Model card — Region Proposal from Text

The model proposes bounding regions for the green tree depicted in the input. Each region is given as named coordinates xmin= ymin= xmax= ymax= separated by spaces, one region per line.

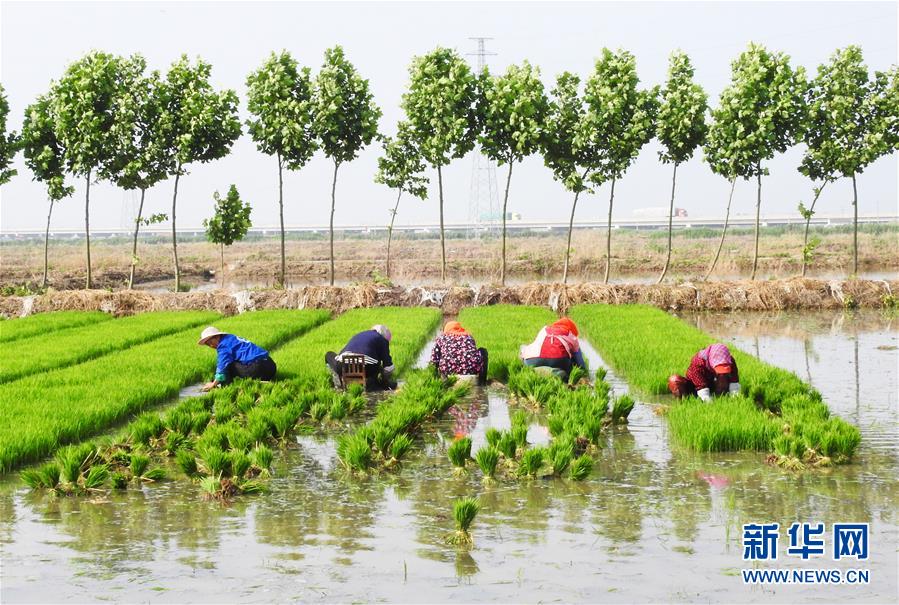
xmin=102 ymin=60 xmax=172 ymax=289
xmin=709 ymin=43 xmax=806 ymax=280
xmin=581 ymin=48 xmax=658 ymax=283
xmin=0 ymin=83 xmax=20 ymax=184
xmin=655 ymin=51 xmax=708 ymax=283
xmin=402 ymin=47 xmax=479 ymax=282
xmin=311 ymin=46 xmax=381 ymax=286
xmin=800 ymin=46 xmax=896 ymax=276
xmin=21 ymin=94 xmax=74 ymax=287
xmin=158 ymin=55 xmax=241 ymax=292
xmin=204 ymin=184 xmax=252 ymax=287
xmin=542 ymin=72 xmax=597 ymax=284
xmin=374 ymin=122 xmax=428 ymax=279
xmin=477 ymin=61 xmax=548 ymax=284
xmin=246 ymin=50 xmax=318 ymax=287
xmin=50 ymin=51 xmax=129 ymax=289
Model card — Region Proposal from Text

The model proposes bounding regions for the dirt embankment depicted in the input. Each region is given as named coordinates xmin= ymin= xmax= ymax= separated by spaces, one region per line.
xmin=1 ymin=278 xmax=894 ymax=318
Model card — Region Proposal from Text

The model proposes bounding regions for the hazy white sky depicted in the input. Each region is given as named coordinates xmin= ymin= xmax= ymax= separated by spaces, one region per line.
xmin=1 ymin=0 xmax=897 ymax=232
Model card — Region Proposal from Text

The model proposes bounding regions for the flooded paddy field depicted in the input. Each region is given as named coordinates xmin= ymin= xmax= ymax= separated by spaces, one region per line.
xmin=1 ymin=310 xmax=896 ymax=603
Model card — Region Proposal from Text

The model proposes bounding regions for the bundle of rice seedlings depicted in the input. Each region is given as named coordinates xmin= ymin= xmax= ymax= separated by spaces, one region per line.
xmin=164 ymin=408 xmax=194 ymax=436
xmin=21 ymin=462 xmax=61 ymax=491
xmin=82 ymin=464 xmax=109 ymax=490
xmin=547 ymin=437 xmax=574 ymax=476
xmin=389 ymin=433 xmax=413 ymax=461
xmin=230 ymin=452 xmax=251 ymax=479
xmin=129 ymin=413 xmax=164 ymax=446
xmin=475 ymin=447 xmax=500 ymax=483
xmin=485 ymin=428 xmax=502 ymax=447
xmin=511 ymin=425 xmax=528 ymax=449
xmin=374 ymin=427 xmax=397 ymax=457
xmin=336 ymin=433 xmax=372 ymax=473
xmin=329 ymin=398 xmax=348 ymax=421
xmin=445 ymin=497 xmax=481 ymax=546
xmin=175 ymin=449 xmax=198 ymax=477
xmin=568 ymin=366 xmax=589 ymax=385
xmin=250 ymin=445 xmax=274 ymax=472
xmin=110 ymin=471 xmax=128 ymax=489
xmin=129 ymin=453 xmax=150 ymax=478
xmin=199 ymin=446 xmax=229 ymax=477
xmin=568 ymin=454 xmax=593 ymax=481
xmin=226 ymin=426 xmax=253 ymax=453
xmin=611 ymin=394 xmax=635 ymax=424
xmin=213 ymin=399 xmax=238 ymax=425
xmin=163 ymin=431 xmax=186 ymax=455
xmin=447 ymin=437 xmax=472 ymax=474
xmin=190 ymin=411 xmax=212 ymax=435
xmin=517 ymin=447 xmax=545 ymax=478
xmin=309 ymin=403 xmax=329 ymax=422
xmin=496 ymin=432 xmax=517 ymax=459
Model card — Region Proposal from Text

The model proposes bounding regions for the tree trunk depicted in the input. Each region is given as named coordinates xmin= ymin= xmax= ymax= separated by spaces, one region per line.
xmin=386 ymin=189 xmax=402 ymax=279
xmin=800 ymin=181 xmax=827 ymax=277
xmin=602 ymin=178 xmax=616 ymax=284
xmin=750 ymin=169 xmax=762 ymax=281
xmin=852 ymin=173 xmax=858 ymax=277
xmin=277 ymin=152 xmax=285 ymax=287
xmin=128 ymin=188 xmax=147 ymax=290
xmin=84 ymin=171 xmax=92 ymax=289
xmin=703 ymin=178 xmax=737 ymax=281
xmin=329 ymin=161 xmax=339 ymax=286
xmin=657 ymin=162 xmax=679 ymax=284
xmin=562 ymin=190 xmax=582 ymax=285
xmin=221 ymin=243 xmax=225 ymax=288
xmin=171 ymin=170 xmax=181 ymax=292
xmin=42 ymin=199 xmax=55 ymax=288
xmin=500 ymin=162 xmax=514 ymax=285
xmin=438 ymin=165 xmax=446 ymax=283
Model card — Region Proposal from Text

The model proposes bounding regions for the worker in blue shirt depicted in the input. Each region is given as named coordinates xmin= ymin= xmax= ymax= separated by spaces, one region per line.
xmin=198 ymin=326 xmax=277 ymax=391
xmin=325 ymin=324 xmax=396 ymax=391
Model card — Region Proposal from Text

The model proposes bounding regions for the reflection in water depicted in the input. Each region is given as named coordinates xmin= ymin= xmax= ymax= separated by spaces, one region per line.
xmin=0 ymin=310 xmax=896 ymax=602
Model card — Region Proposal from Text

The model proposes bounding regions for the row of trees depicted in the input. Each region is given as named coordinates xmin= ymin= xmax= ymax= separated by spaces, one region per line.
xmin=0 ymin=43 xmax=896 ymax=290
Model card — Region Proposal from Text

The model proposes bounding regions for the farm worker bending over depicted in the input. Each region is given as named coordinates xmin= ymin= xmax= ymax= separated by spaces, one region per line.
xmin=668 ymin=343 xmax=741 ymax=401
xmin=198 ymin=326 xmax=277 ymax=391
xmin=429 ymin=321 xmax=489 ymax=385
xmin=325 ymin=324 xmax=397 ymax=391
xmin=519 ymin=317 xmax=586 ymax=381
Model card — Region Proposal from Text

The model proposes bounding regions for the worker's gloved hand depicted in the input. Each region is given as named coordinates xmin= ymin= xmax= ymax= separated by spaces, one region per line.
xmin=728 ymin=382 xmax=741 ymax=396
xmin=697 ymin=387 xmax=712 ymax=402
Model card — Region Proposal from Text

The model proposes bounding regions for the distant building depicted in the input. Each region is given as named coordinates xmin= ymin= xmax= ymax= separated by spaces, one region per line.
xmin=633 ymin=207 xmax=688 ymax=218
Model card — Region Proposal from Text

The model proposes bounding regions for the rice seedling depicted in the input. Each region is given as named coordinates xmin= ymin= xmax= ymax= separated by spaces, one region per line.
xmin=0 ymin=311 xmax=219 ymax=384
xmin=129 ymin=452 xmax=150 ymax=478
xmin=374 ymin=427 xmax=397 ymax=457
xmin=199 ymin=446 xmax=229 ymax=477
xmin=21 ymin=463 xmax=61 ymax=491
xmin=164 ymin=408 xmax=194 ymax=437
xmin=328 ymin=398 xmax=347 ymax=421
xmin=213 ymin=399 xmax=238 ymax=425
xmin=496 ymin=432 xmax=517 ymax=459
xmin=447 ymin=437 xmax=472 ymax=473
xmin=568 ymin=454 xmax=593 ymax=481
xmin=309 ymin=403 xmax=329 ymax=422
xmin=129 ymin=413 xmax=165 ymax=446
xmin=250 ymin=444 xmax=274 ymax=471
xmin=82 ymin=464 xmax=109 ymax=490
xmin=445 ymin=497 xmax=481 ymax=546
xmin=389 ymin=433 xmax=413 ymax=461
xmin=475 ymin=446 xmax=500 ymax=483
xmin=569 ymin=304 xmax=861 ymax=465
xmin=163 ymin=431 xmax=187 ymax=455
xmin=175 ymin=449 xmax=198 ymax=476
xmin=547 ymin=437 xmax=574 ymax=476
xmin=0 ymin=309 xmax=330 ymax=472
xmin=0 ymin=310 xmax=110 ymax=344
xmin=230 ymin=451 xmax=252 ymax=479
xmin=511 ymin=425 xmax=528 ymax=449
xmin=568 ymin=366 xmax=589 ymax=386
xmin=611 ymin=394 xmax=635 ymax=424
xmin=336 ymin=433 xmax=373 ymax=473
xmin=110 ymin=471 xmax=129 ymax=489
xmin=485 ymin=428 xmax=502 ymax=448
xmin=517 ymin=447 xmax=545 ymax=478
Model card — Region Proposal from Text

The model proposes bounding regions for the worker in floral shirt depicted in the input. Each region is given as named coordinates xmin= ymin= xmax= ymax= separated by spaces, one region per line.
xmin=429 ymin=321 xmax=488 ymax=385
xmin=668 ymin=343 xmax=741 ymax=401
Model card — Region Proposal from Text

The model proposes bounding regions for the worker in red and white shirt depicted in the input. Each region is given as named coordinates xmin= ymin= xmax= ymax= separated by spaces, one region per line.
xmin=668 ymin=343 xmax=741 ymax=401
xmin=519 ymin=317 xmax=586 ymax=380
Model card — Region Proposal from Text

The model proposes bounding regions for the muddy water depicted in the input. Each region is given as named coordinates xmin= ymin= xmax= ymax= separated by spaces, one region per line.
xmin=1 ymin=312 xmax=897 ymax=603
